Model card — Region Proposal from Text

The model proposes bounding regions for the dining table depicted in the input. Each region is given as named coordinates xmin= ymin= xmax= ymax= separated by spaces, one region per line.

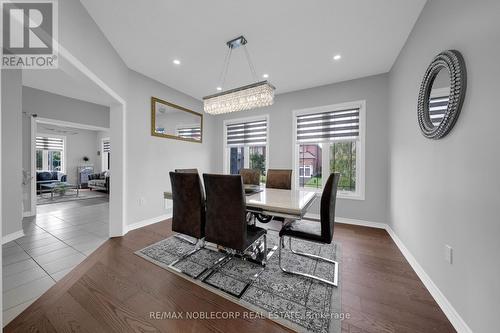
xmin=163 ymin=184 xmax=317 ymax=220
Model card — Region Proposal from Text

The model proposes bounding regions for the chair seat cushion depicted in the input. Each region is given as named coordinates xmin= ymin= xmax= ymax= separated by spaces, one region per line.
xmin=279 ymin=219 xmax=326 ymax=243
xmin=245 ymin=225 xmax=266 ymax=248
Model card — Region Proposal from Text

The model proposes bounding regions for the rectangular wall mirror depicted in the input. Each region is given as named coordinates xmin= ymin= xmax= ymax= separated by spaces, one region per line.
xmin=151 ymin=97 xmax=203 ymax=143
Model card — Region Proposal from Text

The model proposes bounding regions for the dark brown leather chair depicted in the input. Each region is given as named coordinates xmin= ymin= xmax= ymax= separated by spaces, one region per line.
xmin=169 ymin=171 xmax=205 ymax=245
xmin=175 ymin=168 xmax=199 ymax=173
xmin=266 ymin=169 xmax=292 ymax=189
xmin=256 ymin=169 xmax=293 ymax=223
xmin=239 ymin=168 xmax=260 ymax=185
xmin=278 ymin=172 xmax=340 ymax=287
xmin=202 ymin=174 xmax=267 ymax=263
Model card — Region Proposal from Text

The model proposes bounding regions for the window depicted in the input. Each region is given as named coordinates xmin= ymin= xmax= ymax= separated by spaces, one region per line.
xmin=224 ymin=116 xmax=269 ymax=183
xmin=102 ymin=138 xmax=110 ymax=171
xmin=299 ymin=165 xmax=313 ymax=178
xmin=176 ymin=125 xmax=201 ymax=140
xmin=429 ymin=88 xmax=449 ymax=126
xmin=294 ymin=101 xmax=365 ymax=199
xmin=36 ymin=136 xmax=65 ymax=172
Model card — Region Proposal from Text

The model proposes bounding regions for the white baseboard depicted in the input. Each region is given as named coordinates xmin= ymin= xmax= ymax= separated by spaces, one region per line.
xmin=335 ymin=216 xmax=387 ymax=229
xmin=2 ymin=230 xmax=25 ymax=244
xmin=385 ymin=225 xmax=473 ymax=333
xmin=126 ymin=212 xmax=172 ymax=233
xmin=22 ymin=211 xmax=35 ymax=218
xmin=334 ymin=217 xmax=472 ymax=333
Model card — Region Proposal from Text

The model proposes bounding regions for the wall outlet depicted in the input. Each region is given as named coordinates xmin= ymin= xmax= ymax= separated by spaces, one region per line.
xmin=139 ymin=197 xmax=146 ymax=206
xmin=444 ymin=244 xmax=453 ymax=264
xmin=164 ymin=199 xmax=173 ymax=210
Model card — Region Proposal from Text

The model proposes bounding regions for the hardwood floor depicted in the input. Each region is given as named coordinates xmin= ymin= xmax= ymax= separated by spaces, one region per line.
xmin=4 ymin=220 xmax=455 ymax=333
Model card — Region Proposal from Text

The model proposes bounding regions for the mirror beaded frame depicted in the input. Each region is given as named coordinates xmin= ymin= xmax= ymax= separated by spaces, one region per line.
xmin=417 ymin=50 xmax=467 ymax=139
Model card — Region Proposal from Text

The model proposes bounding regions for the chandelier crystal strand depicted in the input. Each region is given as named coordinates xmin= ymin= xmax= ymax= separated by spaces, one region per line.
xmin=203 ymin=35 xmax=275 ymax=114
xmin=204 ymin=81 xmax=275 ymax=115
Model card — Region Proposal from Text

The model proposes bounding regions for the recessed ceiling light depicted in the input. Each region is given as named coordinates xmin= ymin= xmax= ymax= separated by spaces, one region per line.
xmin=262 ymin=73 xmax=269 ymax=79
xmin=173 ymin=59 xmax=181 ymax=65
xmin=333 ymin=54 xmax=342 ymax=61
xmin=216 ymin=87 xmax=222 ymax=91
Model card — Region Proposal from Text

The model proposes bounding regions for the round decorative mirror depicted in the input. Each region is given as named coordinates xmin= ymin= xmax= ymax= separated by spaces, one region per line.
xmin=417 ymin=50 xmax=466 ymax=139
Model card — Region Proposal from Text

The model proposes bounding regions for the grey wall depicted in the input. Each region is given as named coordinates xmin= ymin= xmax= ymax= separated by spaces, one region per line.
xmin=214 ymin=74 xmax=389 ymax=223
xmin=21 ymin=87 xmax=110 ymax=214
xmin=388 ymin=1 xmax=500 ymax=332
xmin=23 ymin=87 xmax=110 ymax=128
xmin=125 ymin=70 xmax=216 ymax=224
xmin=37 ymin=126 xmax=102 ymax=185
xmin=2 ymin=70 xmax=23 ymax=237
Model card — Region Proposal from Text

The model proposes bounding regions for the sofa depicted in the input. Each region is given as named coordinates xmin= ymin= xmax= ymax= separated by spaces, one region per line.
xmin=88 ymin=171 xmax=110 ymax=193
xmin=37 ymin=171 xmax=67 ymax=193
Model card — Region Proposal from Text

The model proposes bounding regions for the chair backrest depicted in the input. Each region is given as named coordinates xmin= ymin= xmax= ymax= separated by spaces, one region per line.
xmin=320 ymin=173 xmax=340 ymax=244
xmin=239 ymin=168 xmax=260 ymax=185
xmin=266 ymin=169 xmax=292 ymax=189
xmin=203 ymin=174 xmax=247 ymax=250
xmin=169 ymin=172 xmax=205 ymax=239
xmin=175 ymin=168 xmax=199 ymax=174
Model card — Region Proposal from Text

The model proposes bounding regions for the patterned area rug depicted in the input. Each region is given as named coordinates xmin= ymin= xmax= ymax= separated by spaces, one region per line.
xmin=135 ymin=230 xmax=341 ymax=333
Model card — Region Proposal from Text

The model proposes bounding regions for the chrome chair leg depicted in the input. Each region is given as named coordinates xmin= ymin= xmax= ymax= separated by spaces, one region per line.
xmin=262 ymin=234 xmax=268 ymax=266
xmin=169 ymin=237 xmax=205 ymax=268
xmin=279 ymin=236 xmax=338 ymax=287
xmin=174 ymin=233 xmax=197 ymax=245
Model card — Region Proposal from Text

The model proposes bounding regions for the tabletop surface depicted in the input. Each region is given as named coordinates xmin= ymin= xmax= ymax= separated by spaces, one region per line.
xmin=39 ymin=182 xmax=76 ymax=188
xmin=245 ymin=187 xmax=317 ymax=216
xmin=164 ymin=186 xmax=317 ymax=217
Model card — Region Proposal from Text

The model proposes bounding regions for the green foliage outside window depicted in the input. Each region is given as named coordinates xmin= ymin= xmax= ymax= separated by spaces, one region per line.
xmin=249 ymin=146 xmax=266 ymax=182
xmin=330 ymin=141 xmax=356 ymax=192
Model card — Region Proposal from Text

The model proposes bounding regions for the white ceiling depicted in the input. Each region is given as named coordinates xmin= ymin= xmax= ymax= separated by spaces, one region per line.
xmin=22 ymin=56 xmax=117 ymax=106
xmin=81 ymin=0 xmax=426 ymax=100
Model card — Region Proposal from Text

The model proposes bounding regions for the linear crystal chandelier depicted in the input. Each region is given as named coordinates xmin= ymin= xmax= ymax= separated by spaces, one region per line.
xmin=203 ymin=36 xmax=275 ymax=115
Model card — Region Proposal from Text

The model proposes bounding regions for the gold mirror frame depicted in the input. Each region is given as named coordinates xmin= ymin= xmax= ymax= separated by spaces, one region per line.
xmin=151 ymin=96 xmax=203 ymax=143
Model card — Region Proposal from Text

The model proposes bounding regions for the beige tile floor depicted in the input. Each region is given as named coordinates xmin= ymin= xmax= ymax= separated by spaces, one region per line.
xmin=2 ymin=198 xmax=109 ymax=326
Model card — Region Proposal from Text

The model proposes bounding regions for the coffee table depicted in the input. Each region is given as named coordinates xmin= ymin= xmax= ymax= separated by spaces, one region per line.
xmin=40 ymin=182 xmax=79 ymax=200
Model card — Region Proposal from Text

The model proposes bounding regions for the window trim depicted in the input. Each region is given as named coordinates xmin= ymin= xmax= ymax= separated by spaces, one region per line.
xmin=36 ymin=133 xmax=66 ymax=174
xmin=298 ymin=165 xmax=313 ymax=178
xmin=292 ymin=101 xmax=366 ymax=200
xmin=223 ymin=114 xmax=270 ymax=176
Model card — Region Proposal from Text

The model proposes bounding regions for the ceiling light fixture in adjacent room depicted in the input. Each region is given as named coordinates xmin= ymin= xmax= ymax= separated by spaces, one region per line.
xmin=333 ymin=54 xmax=342 ymax=61
xmin=173 ymin=59 xmax=181 ymax=65
xmin=203 ymin=36 xmax=275 ymax=115
xmin=262 ymin=73 xmax=269 ymax=78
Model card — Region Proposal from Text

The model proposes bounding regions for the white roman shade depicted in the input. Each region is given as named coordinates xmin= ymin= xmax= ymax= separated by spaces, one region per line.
xmin=36 ymin=136 xmax=63 ymax=151
xmin=296 ymin=108 xmax=360 ymax=143
xmin=429 ymin=95 xmax=449 ymax=126
xmin=177 ymin=126 xmax=201 ymax=140
xmin=103 ymin=139 xmax=111 ymax=153
xmin=226 ymin=119 xmax=267 ymax=146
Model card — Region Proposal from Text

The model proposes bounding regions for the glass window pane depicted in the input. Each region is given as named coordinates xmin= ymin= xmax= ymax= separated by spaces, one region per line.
xmin=229 ymin=147 xmax=245 ymax=175
xmin=298 ymin=144 xmax=322 ymax=189
xmin=48 ymin=150 xmax=61 ymax=171
xmin=249 ymin=146 xmax=266 ymax=183
xmin=330 ymin=141 xmax=356 ymax=192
